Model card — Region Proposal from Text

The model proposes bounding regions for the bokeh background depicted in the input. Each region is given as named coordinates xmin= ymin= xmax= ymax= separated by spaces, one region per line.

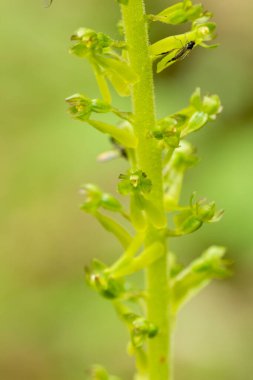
xmin=1 ymin=0 xmax=253 ymax=379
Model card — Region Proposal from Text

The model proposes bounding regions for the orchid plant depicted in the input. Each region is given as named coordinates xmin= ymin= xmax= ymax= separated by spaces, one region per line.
xmin=51 ymin=0 xmax=231 ymax=379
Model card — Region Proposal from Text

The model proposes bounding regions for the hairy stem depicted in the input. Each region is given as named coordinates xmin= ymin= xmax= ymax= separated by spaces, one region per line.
xmin=121 ymin=1 xmax=171 ymax=379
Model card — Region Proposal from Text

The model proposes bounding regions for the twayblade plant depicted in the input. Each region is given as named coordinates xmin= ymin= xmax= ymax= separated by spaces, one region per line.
xmin=55 ymin=0 xmax=231 ymax=379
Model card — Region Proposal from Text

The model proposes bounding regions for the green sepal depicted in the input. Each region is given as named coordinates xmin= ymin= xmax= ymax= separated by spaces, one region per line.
xmin=66 ymin=94 xmax=112 ymax=121
xmin=190 ymin=87 xmax=222 ymax=118
xmin=202 ymin=95 xmax=222 ymax=117
xmin=166 ymin=195 xmax=224 ymax=237
xmin=169 ymin=210 xmax=203 ymax=236
xmin=193 ymin=16 xmax=217 ymax=41
xmin=90 ymin=365 xmax=121 ymax=380
xmin=118 ymin=170 xmax=167 ymax=229
xmin=118 ymin=170 xmax=152 ymax=195
xmin=70 ymin=28 xmax=112 ymax=55
xmin=101 ymin=193 xmax=123 ymax=212
xmin=70 ymin=28 xmax=138 ymax=97
xmin=185 ymin=111 xmax=208 ymax=134
xmin=191 ymin=195 xmax=224 ymax=223
xmin=87 ymin=120 xmax=137 ymax=148
xmin=171 ymin=246 xmax=231 ymax=314
xmin=123 ymin=313 xmax=158 ymax=349
xmin=180 ymin=88 xmax=222 ymax=136
xmin=110 ymin=242 xmax=164 ymax=278
xmin=80 ymin=184 xmax=102 ymax=213
xmin=166 ymin=214 xmax=202 ymax=237
xmin=80 ymin=183 xmax=123 ymax=213
xmin=66 ymin=93 xmax=133 ymax=125
xmin=159 ymin=88 xmax=222 ymax=140
xmin=152 ymin=117 xmax=180 ymax=149
xmin=131 ymin=192 xmax=166 ymax=230
xmin=85 ymin=259 xmax=125 ymax=299
xmin=149 ymin=1 xmax=204 ymax=25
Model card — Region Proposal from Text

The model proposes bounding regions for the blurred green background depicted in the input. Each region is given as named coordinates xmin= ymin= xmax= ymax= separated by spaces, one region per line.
xmin=1 ymin=0 xmax=253 ymax=379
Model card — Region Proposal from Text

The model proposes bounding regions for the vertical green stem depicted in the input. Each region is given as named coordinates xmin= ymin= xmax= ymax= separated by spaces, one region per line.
xmin=121 ymin=1 xmax=170 ymax=379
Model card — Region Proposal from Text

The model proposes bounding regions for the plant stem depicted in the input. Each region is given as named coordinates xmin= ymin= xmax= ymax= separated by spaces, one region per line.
xmin=121 ymin=1 xmax=170 ymax=379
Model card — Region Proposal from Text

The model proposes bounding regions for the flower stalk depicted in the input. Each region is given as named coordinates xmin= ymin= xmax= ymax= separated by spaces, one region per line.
xmin=121 ymin=1 xmax=170 ymax=378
